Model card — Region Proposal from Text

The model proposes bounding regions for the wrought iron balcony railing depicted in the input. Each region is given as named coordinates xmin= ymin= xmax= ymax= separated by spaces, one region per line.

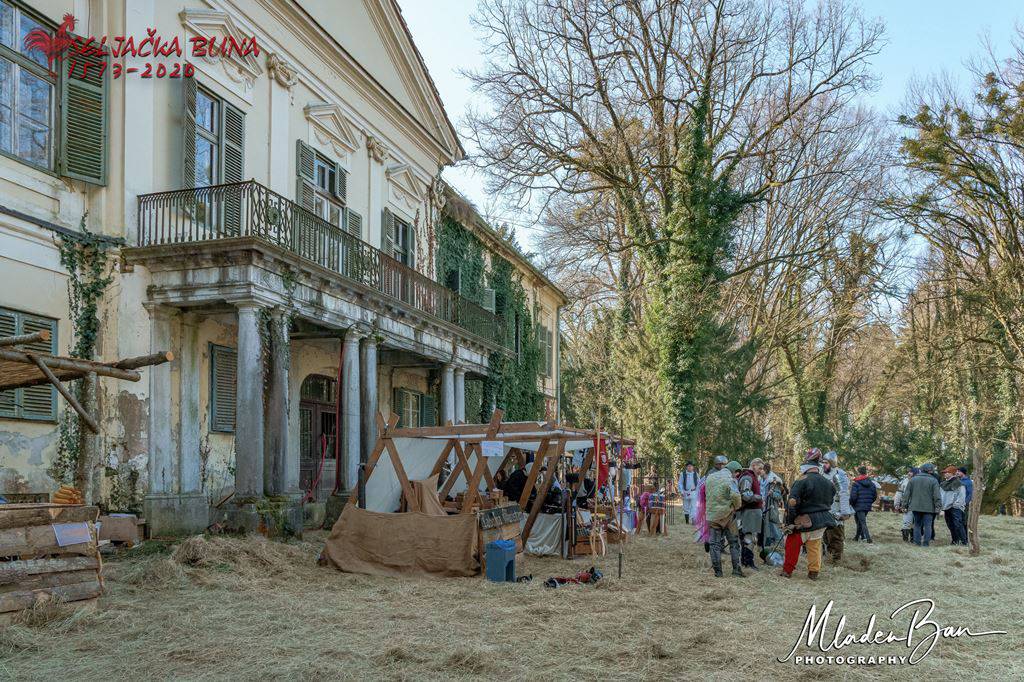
xmin=137 ymin=180 xmax=506 ymax=348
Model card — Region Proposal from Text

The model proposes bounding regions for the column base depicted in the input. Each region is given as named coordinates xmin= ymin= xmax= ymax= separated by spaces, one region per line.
xmin=144 ymin=493 xmax=210 ymax=538
xmin=215 ymin=497 xmax=304 ymax=538
xmin=323 ymin=491 xmax=354 ymax=529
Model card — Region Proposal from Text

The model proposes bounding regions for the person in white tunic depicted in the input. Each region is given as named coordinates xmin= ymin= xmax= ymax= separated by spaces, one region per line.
xmin=677 ymin=461 xmax=701 ymax=524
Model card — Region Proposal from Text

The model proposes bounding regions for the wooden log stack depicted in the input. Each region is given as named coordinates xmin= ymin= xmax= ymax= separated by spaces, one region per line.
xmin=0 ymin=503 xmax=102 ymax=615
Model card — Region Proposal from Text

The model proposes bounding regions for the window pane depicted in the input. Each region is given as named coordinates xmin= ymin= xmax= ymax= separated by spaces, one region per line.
xmin=19 ymin=13 xmax=49 ymax=67
xmin=195 ymin=135 xmax=216 ymax=186
xmin=0 ymin=2 xmax=13 ymax=49
xmin=196 ymin=90 xmax=216 ymax=133
xmin=329 ymin=203 xmax=341 ymax=227
xmin=17 ymin=69 xmax=49 ymax=165
xmin=0 ymin=58 xmax=11 ymax=154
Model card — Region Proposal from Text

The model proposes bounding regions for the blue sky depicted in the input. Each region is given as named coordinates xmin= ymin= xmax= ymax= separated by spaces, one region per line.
xmin=401 ymin=0 xmax=1024 ymax=244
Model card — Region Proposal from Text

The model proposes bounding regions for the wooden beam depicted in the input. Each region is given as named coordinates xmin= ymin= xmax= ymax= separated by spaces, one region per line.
xmin=0 ymin=330 xmax=50 ymax=347
xmin=28 ymin=354 xmax=99 ymax=434
xmin=460 ymin=450 xmax=488 ymax=514
xmin=0 ymin=349 xmax=141 ymax=382
xmin=439 ymin=439 xmax=472 ymax=500
xmin=518 ymin=438 xmax=549 ymax=509
xmin=111 ymin=350 xmax=174 ymax=370
xmin=428 ymin=440 xmax=455 ymax=478
xmin=385 ymin=438 xmax=416 ymax=512
xmin=521 ymin=439 xmax=565 ymax=543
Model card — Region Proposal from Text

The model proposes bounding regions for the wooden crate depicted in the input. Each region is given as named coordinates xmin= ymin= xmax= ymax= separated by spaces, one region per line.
xmin=0 ymin=503 xmax=103 ymax=615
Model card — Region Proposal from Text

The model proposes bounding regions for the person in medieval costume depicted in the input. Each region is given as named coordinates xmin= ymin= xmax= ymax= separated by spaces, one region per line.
xmin=820 ymin=449 xmax=852 ymax=564
xmin=759 ymin=463 xmax=785 ymax=562
xmin=734 ymin=458 xmax=765 ymax=570
xmin=894 ymin=466 xmax=917 ymax=542
xmin=779 ymin=458 xmax=837 ymax=580
xmin=703 ymin=456 xmax=744 ymax=577
xmin=677 ymin=461 xmax=700 ymax=524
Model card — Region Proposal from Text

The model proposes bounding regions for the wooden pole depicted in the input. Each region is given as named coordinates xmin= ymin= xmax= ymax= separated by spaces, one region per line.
xmin=110 ymin=350 xmax=174 ymax=370
xmin=0 ymin=330 xmax=50 ymax=347
xmin=0 ymin=349 xmax=141 ymax=383
xmin=27 ymin=354 xmax=99 ymax=433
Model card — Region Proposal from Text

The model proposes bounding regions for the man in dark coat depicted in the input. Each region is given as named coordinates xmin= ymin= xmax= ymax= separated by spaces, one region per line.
xmin=849 ymin=466 xmax=878 ymax=543
xmin=780 ymin=460 xmax=837 ymax=580
xmin=905 ymin=462 xmax=942 ymax=546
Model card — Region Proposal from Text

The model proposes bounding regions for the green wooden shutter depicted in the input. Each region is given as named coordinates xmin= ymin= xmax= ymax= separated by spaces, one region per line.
xmin=210 ymin=344 xmax=237 ymax=432
xmin=20 ymin=316 xmax=57 ymax=420
xmin=344 ymin=208 xmax=362 ymax=238
xmin=59 ymin=37 xmax=108 ymax=185
xmin=0 ymin=310 xmax=17 ymax=418
xmin=222 ymin=103 xmax=245 ymax=234
xmin=335 ymin=162 xmax=347 ymax=204
xmin=392 ymin=387 xmax=406 ymax=427
xmin=420 ymin=393 xmax=437 ymax=427
xmin=182 ymin=77 xmax=197 ymax=188
xmin=296 ymin=140 xmax=317 ymax=208
xmin=381 ymin=208 xmax=395 ymax=256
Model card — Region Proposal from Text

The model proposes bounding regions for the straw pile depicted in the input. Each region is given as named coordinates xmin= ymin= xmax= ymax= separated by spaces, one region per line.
xmin=1 ymin=509 xmax=1021 ymax=680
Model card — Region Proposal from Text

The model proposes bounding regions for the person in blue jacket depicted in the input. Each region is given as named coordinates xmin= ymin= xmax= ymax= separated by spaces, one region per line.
xmin=958 ymin=466 xmax=973 ymax=539
xmin=849 ymin=466 xmax=878 ymax=543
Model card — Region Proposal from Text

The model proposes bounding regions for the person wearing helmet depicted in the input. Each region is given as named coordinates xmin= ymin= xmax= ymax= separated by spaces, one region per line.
xmin=820 ymin=449 xmax=852 ymax=563
xmin=735 ymin=458 xmax=765 ymax=570
xmin=704 ymin=457 xmax=744 ymax=577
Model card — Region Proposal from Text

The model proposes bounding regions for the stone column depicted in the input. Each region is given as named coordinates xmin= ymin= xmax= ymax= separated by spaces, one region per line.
xmin=178 ymin=313 xmax=201 ymax=494
xmin=342 ymin=327 xmax=364 ymax=491
xmin=234 ymin=301 xmax=265 ymax=500
xmin=441 ymin=364 xmax=455 ymax=425
xmin=146 ymin=304 xmax=176 ymax=495
xmin=454 ymin=367 xmax=466 ymax=424
xmin=360 ymin=335 xmax=379 ymax=461
xmin=264 ymin=309 xmax=293 ymax=496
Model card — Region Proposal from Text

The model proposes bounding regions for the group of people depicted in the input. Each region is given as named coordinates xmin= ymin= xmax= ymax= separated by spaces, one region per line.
xmin=683 ymin=448 xmax=973 ymax=580
xmin=894 ymin=463 xmax=972 ymax=547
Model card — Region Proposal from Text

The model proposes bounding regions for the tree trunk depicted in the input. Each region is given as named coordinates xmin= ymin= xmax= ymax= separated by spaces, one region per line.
xmin=980 ymin=448 xmax=1024 ymax=514
xmin=969 ymin=446 xmax=984 ymax=556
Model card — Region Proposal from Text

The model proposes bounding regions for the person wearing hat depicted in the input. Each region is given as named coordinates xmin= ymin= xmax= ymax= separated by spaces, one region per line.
xmin=780 ymin=458 xmax=837 ymax=579
xmin=704 ymin=456 xmax=744 ymax=577
xmin=820 ymin=450 xmax=852 ymax=563
xmin=735 ymin=458 xmax=765 ymax=570
xmin=904 ymin=462 xmax=943 ymax=546
xmin=677 ymin=461 xmax=700 ymax=524
xmin=940 ymin=466 xmax=968 ymax=545
xmin=850 ymin=466 xmax=878 ymax=542
xmin=894 ymin=467 xmax=918 ymax=542
xmin=958 ymin=466 xmax=973 ymax=536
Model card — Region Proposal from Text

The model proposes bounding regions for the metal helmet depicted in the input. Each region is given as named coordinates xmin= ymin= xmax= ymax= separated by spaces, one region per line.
xmin=713 ymin=455 xmax=728 ymax=468
xmin=823 ymin=450 xmax=838 ymax=463
xmin=805 ymin=447 xmax=822 ymax=462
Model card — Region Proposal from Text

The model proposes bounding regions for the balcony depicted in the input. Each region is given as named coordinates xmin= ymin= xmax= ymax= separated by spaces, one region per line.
xmin=136 ymin=181 xmax=506 ymax=348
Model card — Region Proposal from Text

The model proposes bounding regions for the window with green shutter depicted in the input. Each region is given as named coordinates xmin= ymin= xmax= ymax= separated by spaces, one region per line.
xmin=0 ymin=307 xmax=57 ymax=422
xmin=185 ymin=83 xmax=244 ymax=191
xmin=393 ymin=387 xmax=433 ymax=428
xmin=209 ymin=344 xmax=237 ymax=433
xmin=58 ymin=31 xmax=108 ymax=185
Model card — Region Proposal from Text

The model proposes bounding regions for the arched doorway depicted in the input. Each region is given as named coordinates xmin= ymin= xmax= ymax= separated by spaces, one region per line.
xmin=299 ymin=374 xmax=337 ymax=502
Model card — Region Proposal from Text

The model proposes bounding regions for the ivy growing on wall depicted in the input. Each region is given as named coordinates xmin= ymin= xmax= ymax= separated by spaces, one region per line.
xmin=48 ymin=217 xmax=114 ymax=487
xmin=436 ymin=214 xmax=544 ymax=422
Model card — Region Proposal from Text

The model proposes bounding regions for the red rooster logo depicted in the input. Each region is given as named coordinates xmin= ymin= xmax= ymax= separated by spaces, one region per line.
xmin=23 ymin=13 xmax=77 ymax=76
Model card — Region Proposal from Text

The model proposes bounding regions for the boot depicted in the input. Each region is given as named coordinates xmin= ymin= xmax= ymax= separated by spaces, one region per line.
xmin=777 ymin=569 xmax=792 ymax=578
xmin=713 ymin=565 xmax=724 ymax=578
xmin=901 ymin=529 xmax=910 ymax=543
xmin=808 ymin=571 xmax=819 ymax=580
xmin=732 ymin=567 xmax=746 ymax=578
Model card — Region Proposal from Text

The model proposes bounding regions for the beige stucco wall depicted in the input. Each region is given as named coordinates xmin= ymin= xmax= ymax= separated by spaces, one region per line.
xmin=0 ymin=0 xmax=467 ymax=499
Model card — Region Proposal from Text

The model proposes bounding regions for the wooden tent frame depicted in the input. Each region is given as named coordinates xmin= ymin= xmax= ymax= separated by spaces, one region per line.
xmin=0 ymin=330 xmax=171 ymax=433
xmin=349 ymin=409 xmax=632 ymax=546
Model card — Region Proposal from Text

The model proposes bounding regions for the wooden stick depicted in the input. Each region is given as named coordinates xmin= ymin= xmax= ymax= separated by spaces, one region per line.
xmin=460 ymin=452 xmax=487 ymax=515
xmin=0 ymin=349 xmax=140 ymax=382
xmin=110 ymin=350 xmax=174 ymax=370
xmin=0 ymin=330 xmax=50 ymax=347
xmin=385 ymin=438 xmax=416 ymax=512
xmin=518 ymin=438 xmax=549 ymax=509
xmin=27 ymin=354 xmax=99 ymax=433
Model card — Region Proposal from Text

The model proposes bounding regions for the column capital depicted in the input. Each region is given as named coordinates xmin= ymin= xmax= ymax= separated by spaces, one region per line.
xmin=233 ymin=299 xmax=263 ymax=313
xmin=345 ymin=326 xmax=368 ymax=343
xmin=143 ymin=301 xmax=175 ymax=319
xmin=453 ymin=367 xmax=467 ymax=377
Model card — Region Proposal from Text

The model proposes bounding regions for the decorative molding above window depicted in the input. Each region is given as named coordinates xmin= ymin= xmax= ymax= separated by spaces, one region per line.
xmin=366 ymin=135 xmax=391 ymax=164
xmin=179 ymin=9 xmax=263 ymax=95
xmin=266 ymin=53 xmax=298 ymax=90
xmin=387 ymin=163 xmax=425 ymax=211
xmin=305 ymin=103 xmax=361 ymax=160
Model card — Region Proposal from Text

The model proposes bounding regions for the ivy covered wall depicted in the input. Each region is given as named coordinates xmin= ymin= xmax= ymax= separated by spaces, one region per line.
xmin=436 ymin=215 xmax=544 ymax=422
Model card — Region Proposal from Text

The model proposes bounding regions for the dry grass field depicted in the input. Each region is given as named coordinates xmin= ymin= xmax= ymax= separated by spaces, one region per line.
xmin=2 ymin=508 xmax=1022 ymax=681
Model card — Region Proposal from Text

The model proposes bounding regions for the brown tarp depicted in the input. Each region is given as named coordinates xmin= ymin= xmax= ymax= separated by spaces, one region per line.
xmin=322 ymin=504 xmax=479 ymax=578
xmin=408 ymin=475 xmax=447 ymax=516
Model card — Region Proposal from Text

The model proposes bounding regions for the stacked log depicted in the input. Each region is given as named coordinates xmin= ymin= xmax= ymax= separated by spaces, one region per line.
xmin=0 ymin=503 xmax=102 ymax=614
